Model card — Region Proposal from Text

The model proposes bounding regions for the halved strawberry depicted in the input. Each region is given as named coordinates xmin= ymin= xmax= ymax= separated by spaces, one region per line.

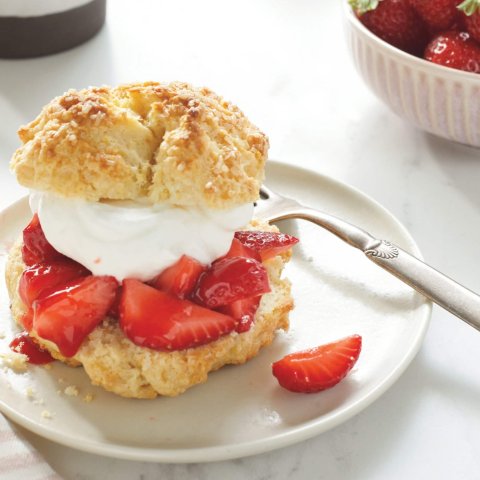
xmin=272 ymin=335 xmax=362 ymax=393
xmin=193 ymin=256 xmax=270 ymax=309
xmin=219 ymin=296 xmax=262 ymax=333
xmin=22 ymin=214 xmax=65 ymax=266
xmin=33 ymin=275 xmax=118 ymax=357
xmin=119 ymin=279 xmax=237 ymax=351
xmin=151 ymin=255 xmax=206 ymax=298
xmin=19 ymin=260 xmax=90 ymax=307
xmin=234 ymin=231 xmax=299 ymax=261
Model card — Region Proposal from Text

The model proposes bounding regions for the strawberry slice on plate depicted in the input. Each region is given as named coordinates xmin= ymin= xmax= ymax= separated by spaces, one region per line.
xmin=22 ymin=214 xmax=65 ymax=266
xmin=19 ymin=260 xmax=90 ymax=307
xmin=234 ymin=231 xmax=299 ymax=261
xmin=193 ymin=256 xmax=270 ymax=309
xmin=120 ymin=279 xmax=237 ymax=351
xmin=33 ymin=275 xmax=118 ymax=357
xmin=151 ymin=255 xmax=206 ymax=298
xmin=272 ymin=335 xmax=362 ymax=393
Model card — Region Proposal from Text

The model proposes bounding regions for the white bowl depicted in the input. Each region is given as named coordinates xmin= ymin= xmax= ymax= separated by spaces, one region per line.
xmin=343 ymin=1 xmax=480 ymax=148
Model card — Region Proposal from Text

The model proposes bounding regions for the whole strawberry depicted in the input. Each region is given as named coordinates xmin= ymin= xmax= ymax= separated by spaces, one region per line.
xmin=424 ymin=31 xmax=480 ymax=73
xmin=458 ymin=0 xmax=480 ymax=43
xmin=410 ymin=0 xmax=462 ymax=33
xmin=350 ymin=0 xmax=429 ymax=56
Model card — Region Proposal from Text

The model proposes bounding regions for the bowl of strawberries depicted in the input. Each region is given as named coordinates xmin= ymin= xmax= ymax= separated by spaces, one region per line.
xmin=344 ymin=0 xmax=480 ymax=148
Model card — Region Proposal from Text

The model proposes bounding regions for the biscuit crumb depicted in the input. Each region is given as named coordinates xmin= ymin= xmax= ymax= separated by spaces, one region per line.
xmin=64 ymin=385 xmax=79 ymax=397
xmin=26 ymin=387 xmax=36 ymax=399
xmin=0 ymin=331 xmax=5 ymax=339
xmin=43 ymin=364 xmax=52 ymax=370
xmin=0 ymin=351 xmax=28 ymax=372
xmin=83 ymin=393 xmax=94 ymax=403
xmin=41 ymin=410 xmax=54 ymax=419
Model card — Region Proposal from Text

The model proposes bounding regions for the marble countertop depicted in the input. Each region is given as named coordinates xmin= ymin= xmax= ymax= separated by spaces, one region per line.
xmin=1 ymin=0 xmax=480 ymax=478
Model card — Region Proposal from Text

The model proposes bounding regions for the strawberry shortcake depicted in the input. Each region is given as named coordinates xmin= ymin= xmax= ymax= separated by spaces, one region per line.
xmin=5 ymin=81 xmax=297 ymax=398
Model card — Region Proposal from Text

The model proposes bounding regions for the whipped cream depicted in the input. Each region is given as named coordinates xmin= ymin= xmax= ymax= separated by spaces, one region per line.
xmin=30 ymin=192 xmax=253 ymax=282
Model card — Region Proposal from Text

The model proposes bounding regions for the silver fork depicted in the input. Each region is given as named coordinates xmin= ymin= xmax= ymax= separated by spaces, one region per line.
xmin=256 ymin=185 xmax=480 ymax=332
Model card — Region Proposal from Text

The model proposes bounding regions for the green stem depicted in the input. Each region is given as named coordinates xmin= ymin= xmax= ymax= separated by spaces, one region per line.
xmin=458 ymin=0 xmax=480 ymax=16
xmin=348 ymin=0 xmax=380 ymax=15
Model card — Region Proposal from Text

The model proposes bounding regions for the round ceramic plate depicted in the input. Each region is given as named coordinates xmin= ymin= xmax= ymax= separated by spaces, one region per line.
xmin=0 ymin=162 xmax=431 ymax=463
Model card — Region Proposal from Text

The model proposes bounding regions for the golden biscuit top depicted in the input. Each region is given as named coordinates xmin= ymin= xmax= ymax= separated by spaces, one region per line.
xmin=10 ymin=81 xmax=269 ymax=209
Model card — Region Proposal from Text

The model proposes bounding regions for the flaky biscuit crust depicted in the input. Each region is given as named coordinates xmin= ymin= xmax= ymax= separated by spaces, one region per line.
xmin=5 ymin=221 xmax=294 ymax=398
xmin=10 ymin=82 xmax=268 ymax=209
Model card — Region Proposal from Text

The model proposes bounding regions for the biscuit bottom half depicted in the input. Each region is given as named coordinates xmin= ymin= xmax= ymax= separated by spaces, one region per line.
xmin=5 ymin=222 xmax=294 ymax=398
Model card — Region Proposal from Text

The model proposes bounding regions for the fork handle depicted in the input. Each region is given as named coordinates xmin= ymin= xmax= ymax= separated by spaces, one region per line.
xmin=365 ymin=242 xmax=480 ymax=331
xmin=289 ymin=207 xmax=480 ymax=331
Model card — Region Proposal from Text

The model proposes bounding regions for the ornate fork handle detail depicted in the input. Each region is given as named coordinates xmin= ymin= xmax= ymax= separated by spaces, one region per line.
xmin=365 ymin=241 xmax=399 ymax=259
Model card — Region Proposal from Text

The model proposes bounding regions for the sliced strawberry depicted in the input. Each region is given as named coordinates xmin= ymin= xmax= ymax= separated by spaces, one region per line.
xmin=20 ymin=308 xmax=34 ymax=332
xmin=22 ymin=214 xmax=65 ymax=266
xmin=107 ymin=285 xmax=122 ymax=319
xmin=21 ymin=245 xmax=39 ymax=267
xmin=9 ymin=332 xmax=54 ymax=365
xmin=33 ymin=275 xmax=118 ymax=357
xmin=224 ymin=238 xmax=261 ymax=261
xmin=119 ymin=279 xmax=237 ymax=351
xmin=272 ymin=335 xmax=362 ymax=393
xmin=234 ymin=231 xmax=299 ymax=261
xmin=219 ymin=296 xmax=261 ymax=333
xmin=19 ymin=260 xmax=90 ymax=307
xmin=193 ymin=256 xmax=270 ymax=309
xmin=151 ymin=255 xmax=206 ymax=298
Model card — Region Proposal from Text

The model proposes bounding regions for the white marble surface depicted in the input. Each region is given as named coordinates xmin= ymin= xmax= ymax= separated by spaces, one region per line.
xmin=1 ymin=0 xmax=480 ymax=478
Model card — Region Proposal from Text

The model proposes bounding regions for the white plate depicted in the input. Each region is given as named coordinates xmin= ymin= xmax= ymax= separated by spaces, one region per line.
xmin=0 ymin=162 xmax=431 ymax=463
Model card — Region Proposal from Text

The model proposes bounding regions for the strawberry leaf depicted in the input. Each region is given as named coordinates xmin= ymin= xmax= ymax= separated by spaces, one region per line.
xmin=349 ymin=0 xmax=380 ymax=15
xmin=458 ymin=0 xmax=480 ymax=16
